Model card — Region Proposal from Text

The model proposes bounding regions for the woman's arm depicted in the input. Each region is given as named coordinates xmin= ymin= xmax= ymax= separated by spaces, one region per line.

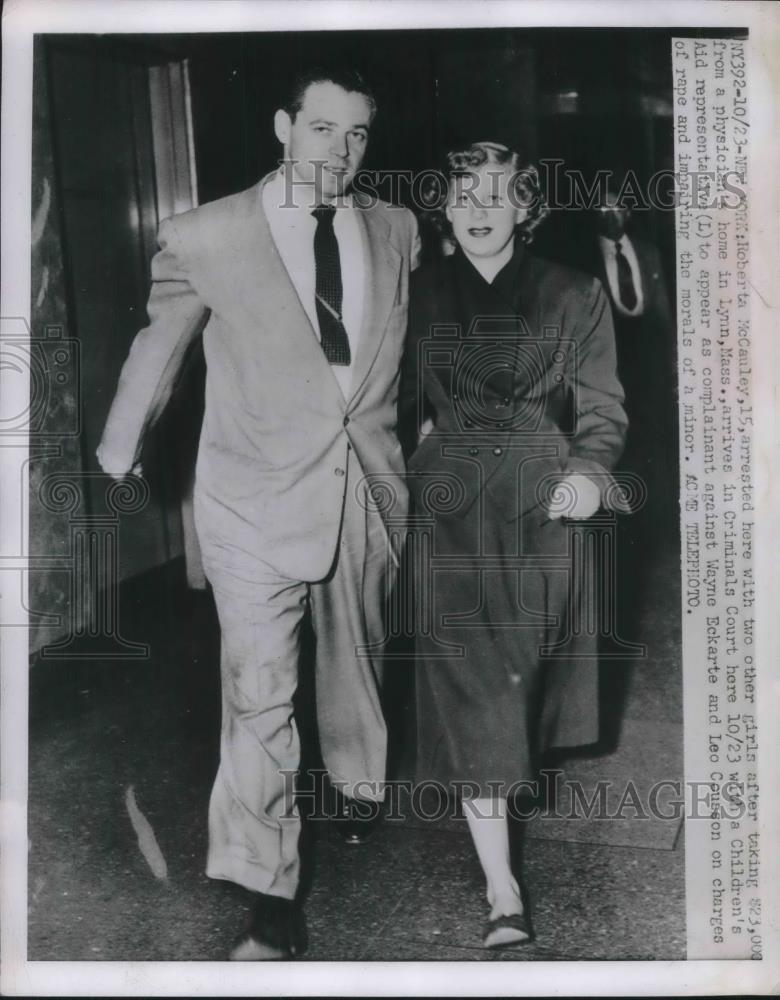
xmin=567 ymin=277 xmax=628 ymax=469
xmin=558 ymin=277 xmax=632 ymax=514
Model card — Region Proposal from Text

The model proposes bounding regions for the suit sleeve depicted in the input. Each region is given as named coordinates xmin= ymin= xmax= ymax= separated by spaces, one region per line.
xmin=97 ymin=217 xmax=209 ymax=475
xmin=409 ymin=211 xmax=422 ymax=273
xmin=563 ymin=277 xmax=631 ymax=511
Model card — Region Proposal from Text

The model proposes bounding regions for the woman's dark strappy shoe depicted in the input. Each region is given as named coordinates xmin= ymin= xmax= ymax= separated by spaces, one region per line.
xmin=483 ymin=910 xmax=534 ymax=949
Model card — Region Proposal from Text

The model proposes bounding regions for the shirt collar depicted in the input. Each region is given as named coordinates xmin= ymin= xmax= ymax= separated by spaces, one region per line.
xmin=453 ymin=239 xmax=526 ymax=290
xmin=599 ymin=233 xmax=630 ymax=253
xmin=267 ymin=166 xmax=354 ymax=217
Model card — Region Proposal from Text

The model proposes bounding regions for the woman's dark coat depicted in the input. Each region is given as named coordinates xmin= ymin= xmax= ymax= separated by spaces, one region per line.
xmin=400 ymin=246 xmax=629 ymax=796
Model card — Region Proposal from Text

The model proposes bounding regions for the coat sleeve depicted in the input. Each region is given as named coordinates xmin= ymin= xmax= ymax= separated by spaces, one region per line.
xmin=96 ymin=217 xmax=209 ymax=476
xmin=562 ymin=277 xmax=632 ymax=511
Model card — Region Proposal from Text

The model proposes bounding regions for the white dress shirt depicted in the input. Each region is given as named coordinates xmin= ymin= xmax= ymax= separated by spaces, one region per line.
xmin=263 ymin=169 xmax=365 ymax=399
xmin=598 ymin=234 xmax=645 ymax=319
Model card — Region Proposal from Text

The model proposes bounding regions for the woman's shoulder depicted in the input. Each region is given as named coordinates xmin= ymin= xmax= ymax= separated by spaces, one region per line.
xmin=410 ymin=254 xmax=459 ymax=321
xmin=524 ymin=250 xmax=599 ymax=294
xmin=411 ymin=248 xmax=603 ymax=306
xmin=412 ymin=251 xmax=456 ymax=288
xmin=522 ymin=251 xmax=607 ymax=315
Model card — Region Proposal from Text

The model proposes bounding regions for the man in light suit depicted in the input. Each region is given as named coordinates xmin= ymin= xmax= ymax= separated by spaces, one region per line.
xmin=98 ymin=67 xmax=419 ymax=959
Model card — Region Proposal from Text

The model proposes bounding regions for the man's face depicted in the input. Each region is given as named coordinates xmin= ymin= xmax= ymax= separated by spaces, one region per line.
xmin=274 ymin=81 xmax=372 ymax=202
xmin=446 ymin=165 xmax=528 ymax=259
xmin=595 ymin=193 xmax=630 ymax=240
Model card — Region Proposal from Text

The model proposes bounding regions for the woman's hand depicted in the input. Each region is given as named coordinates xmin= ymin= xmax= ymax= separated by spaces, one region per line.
xmin=547 ymin=473 xmax=601 ymax=520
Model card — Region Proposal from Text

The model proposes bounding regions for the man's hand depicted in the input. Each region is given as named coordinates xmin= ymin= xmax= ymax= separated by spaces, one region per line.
xmin=547 ymin=473 xmax=601 ymax=520
xmin=96 ymin=445 xmax=142 ymax=481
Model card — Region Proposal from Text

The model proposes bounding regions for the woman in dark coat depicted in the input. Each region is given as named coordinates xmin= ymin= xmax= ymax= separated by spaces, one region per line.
xmin=401 ymin=141 xmax=629 ymax=948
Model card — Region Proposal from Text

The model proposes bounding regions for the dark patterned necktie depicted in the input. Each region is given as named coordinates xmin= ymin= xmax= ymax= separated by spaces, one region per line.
xmin=614 ymin=239 xmax=638 ymax=311
xmin=312 ymin=205 xmax=351 ymax=365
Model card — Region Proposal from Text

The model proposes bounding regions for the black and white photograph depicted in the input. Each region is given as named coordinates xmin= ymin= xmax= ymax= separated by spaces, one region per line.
xmin=1 ymin=1 xmax=778 ymax=994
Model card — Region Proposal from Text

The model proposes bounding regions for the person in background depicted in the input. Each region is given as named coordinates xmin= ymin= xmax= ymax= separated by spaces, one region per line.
xmin=588 ymin=186 xmax=675 ymax=504
xmin=401 ymin=140 xmax=629 ymax=949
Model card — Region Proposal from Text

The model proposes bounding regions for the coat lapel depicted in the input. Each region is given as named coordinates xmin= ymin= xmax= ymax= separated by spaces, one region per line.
xmin=347 ymin=205 xmax=401 ymax=406
xmin=633 ymin=236 xmax=651 ymax=302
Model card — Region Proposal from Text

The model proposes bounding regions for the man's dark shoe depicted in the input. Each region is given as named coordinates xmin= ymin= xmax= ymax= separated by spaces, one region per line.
xmin=229 ymin=891 xmax=308 ymax=961
xmin=331 ymin=788 xmax=382 ymax=845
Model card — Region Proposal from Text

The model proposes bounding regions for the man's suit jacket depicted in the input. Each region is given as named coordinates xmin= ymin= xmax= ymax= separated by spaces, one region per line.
xmin=99 ymin=172 xmax=419 ymax=581
xmin=581 ymin=231 xmax=677 ymax=473
xmin=589 ymin=232 xmax=673 ymax=342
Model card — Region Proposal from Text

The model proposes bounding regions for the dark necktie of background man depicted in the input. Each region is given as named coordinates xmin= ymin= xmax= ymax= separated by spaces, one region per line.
xmin=614 ymin=238 xmax=638 ymax=311
xmin=312 ymin=205 xmax=351 ymax=365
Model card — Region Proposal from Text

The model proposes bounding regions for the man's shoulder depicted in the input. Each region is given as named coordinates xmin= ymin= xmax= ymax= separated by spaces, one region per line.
xmin=627 ymin=230 xmax=662 ymax=269
xmin=355 ymin=196 xmax=416 ymax=234
xmin=164 ymin=182 xmax=264 ymax=244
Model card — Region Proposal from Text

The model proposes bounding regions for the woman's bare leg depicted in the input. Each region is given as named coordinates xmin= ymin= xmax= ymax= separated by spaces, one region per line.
xmin=462 ymin=797 xmax=523 ymax=918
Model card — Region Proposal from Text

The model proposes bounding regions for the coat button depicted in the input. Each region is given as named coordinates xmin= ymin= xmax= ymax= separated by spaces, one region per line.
xmin=468 ymin=447 xmax=479 ymax=456
xmin=493 ymin=446 xmax=503 ymax=456
xmin=343 ymin=416 xmax=350 ymax=427
xmin=335 ymin=467 xmax=345 ymax=477
xmin=502 ymin=397 xmax=511 ymax=406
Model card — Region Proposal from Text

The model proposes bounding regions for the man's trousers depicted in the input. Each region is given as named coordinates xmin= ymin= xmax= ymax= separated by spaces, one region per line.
xmin=195 ymin=450 xmax=393 ymax=899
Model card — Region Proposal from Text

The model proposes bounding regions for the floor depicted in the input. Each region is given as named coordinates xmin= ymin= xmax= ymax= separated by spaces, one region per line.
xmin=27 ymin=507 xmax=685 ymax=962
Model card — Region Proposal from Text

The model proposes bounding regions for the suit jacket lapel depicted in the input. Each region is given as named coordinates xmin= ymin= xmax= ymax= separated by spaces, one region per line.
xmin=632 ymin=236 xmax=651 ymax=301
xmin=347 ymin=205 xmax=401 ymax=406
xmin=593 ymin=237 xmax=612 ymax=303
xmin=222 ymin=177 xmax=400 ymax=409
xmin=227 ymin=176 xmax=347 ymax=407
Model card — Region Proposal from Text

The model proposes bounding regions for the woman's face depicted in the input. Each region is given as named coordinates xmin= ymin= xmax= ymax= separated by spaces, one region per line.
xmin=446 ymin=164 xmax=528 ymax=259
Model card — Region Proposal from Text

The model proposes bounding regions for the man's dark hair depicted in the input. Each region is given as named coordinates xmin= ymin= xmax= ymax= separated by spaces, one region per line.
xmin=282 ymin=66 xmax=377 ymax=122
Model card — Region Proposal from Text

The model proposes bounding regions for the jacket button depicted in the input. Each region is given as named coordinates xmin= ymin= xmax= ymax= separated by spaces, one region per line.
xmin=343 ymin=416 xmax=350 ymax=426
xmin=502 ymin=397 xmax=511 ymax=406
xmin=335 ymin=467 xmax=345 ymax=477
xmin=493 ymin=446 xmax=503 ymax=456
xmin=468 ymin=447 xmax=479 ymax=456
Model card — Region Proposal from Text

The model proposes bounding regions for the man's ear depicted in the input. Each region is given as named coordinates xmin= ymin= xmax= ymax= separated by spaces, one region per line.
xmin=445 ymin=203 xmax=453 ymax=224
xmin=274 ymin=109 xmax=292 ymax=145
